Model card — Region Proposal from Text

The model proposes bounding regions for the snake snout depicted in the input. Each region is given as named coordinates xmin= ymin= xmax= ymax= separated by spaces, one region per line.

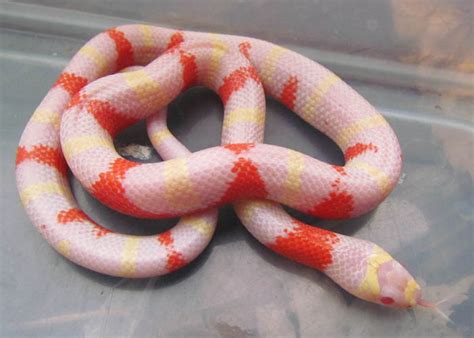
xmin=377 ymin=260 xmax=421 ymax=308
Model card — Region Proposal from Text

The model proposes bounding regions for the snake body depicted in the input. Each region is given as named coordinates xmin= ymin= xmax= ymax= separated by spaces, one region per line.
xmin=16 ymin=25 xmax=423 ymax=308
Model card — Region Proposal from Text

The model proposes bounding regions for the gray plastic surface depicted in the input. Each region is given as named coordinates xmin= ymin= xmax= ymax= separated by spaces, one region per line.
xmin=1 ymin=1 xmax=473 ymax=337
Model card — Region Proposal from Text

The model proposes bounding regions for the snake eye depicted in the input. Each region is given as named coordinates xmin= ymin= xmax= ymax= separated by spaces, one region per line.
xmin=380 ymin=296 xmax=395 ymax=305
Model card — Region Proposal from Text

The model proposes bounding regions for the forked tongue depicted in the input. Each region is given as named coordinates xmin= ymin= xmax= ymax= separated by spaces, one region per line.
xmin=417 ymin=298 xmax=453 ymax=324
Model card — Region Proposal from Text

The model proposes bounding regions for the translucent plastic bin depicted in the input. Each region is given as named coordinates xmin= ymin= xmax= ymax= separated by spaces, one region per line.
xmin=1 ymin=1 xmax=472 ymax=337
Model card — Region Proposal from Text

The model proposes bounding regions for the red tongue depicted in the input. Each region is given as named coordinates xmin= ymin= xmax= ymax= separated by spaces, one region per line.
xmin=417 ymin=299 xmax=453 ymax=323
xmin=417 ymin=298 xmax=436 ymax=308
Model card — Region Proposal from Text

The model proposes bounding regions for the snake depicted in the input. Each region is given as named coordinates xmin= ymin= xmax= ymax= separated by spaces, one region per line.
xmin=16 ymin=24 xmax=429 ymax=309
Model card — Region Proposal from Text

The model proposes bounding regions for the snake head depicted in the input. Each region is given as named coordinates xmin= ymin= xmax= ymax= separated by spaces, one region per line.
xmin=376 ymin=259 xmax=421 ymax=308
xmin=354 ymin=246 xmax=421 ymax=308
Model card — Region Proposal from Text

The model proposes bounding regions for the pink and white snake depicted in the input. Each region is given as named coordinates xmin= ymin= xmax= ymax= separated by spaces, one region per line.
xmin=16 ymin=24 xmax=430 ymax=309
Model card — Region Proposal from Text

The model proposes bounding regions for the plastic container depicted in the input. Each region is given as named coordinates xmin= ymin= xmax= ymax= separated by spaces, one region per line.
xmin=1 ymin=1 xmax=472 ymax=337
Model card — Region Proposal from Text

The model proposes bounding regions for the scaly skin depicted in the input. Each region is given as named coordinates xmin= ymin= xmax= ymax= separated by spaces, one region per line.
xmin=16 ymin=25 xmax=422 ymax=308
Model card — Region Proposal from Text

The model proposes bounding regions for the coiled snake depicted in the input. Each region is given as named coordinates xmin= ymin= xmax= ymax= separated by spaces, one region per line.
xmin=16 ymin=25 xmax=429 ymax=308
